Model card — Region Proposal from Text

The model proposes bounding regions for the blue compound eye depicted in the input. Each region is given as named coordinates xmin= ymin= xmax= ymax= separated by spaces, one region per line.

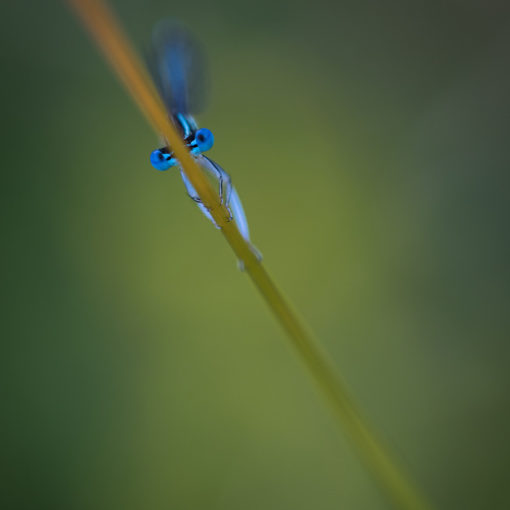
xmin=195 ymin=128 xmax=214 ymax=152
xmin=150 ymin=149 xmax=173 ymax=171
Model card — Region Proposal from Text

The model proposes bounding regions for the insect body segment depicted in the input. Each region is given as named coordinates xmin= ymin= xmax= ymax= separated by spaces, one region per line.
xmin=150 ymin=112 xmax=214 ymax=171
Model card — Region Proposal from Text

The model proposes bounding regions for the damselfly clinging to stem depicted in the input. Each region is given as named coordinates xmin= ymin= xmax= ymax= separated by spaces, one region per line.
xmin=147 ymin=21 xmax=260 ymax=267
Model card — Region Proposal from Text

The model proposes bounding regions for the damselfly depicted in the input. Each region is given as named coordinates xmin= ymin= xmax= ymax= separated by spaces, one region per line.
xmin=147 ymin=21 xmax=260 ymax=266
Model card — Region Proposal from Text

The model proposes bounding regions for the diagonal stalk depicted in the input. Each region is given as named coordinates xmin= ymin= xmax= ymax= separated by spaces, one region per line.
xmin=67 ymin=1 xmax=433 ymax=509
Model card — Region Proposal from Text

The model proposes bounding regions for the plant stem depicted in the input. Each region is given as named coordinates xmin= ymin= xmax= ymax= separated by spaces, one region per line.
xmin=67 ymin=1 xmax=434 ymax=509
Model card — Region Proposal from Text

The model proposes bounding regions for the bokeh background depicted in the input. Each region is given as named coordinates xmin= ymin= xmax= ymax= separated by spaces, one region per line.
xmin=2 ymin=1 xmax=510 ymax=508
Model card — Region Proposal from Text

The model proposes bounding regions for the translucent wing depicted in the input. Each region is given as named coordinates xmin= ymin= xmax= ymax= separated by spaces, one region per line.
xmin=179 ymin=155 xmax=262 ymax=267
xmin=228 ymin=187 xmax=250 ymax=242
xmin=148 ymin=20 xmax=209 ymax=116
xmin=179 ymin=156 xmax=250 ymax=242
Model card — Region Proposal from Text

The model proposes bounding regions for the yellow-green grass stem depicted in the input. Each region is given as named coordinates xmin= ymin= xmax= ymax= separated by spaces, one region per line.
xmin=67 ymin=1 xmax=433 ymax=509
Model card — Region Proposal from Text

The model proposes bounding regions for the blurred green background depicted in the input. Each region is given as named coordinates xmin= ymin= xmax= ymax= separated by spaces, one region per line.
xmin=2 ymin=1 xmax=510 ymax=508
